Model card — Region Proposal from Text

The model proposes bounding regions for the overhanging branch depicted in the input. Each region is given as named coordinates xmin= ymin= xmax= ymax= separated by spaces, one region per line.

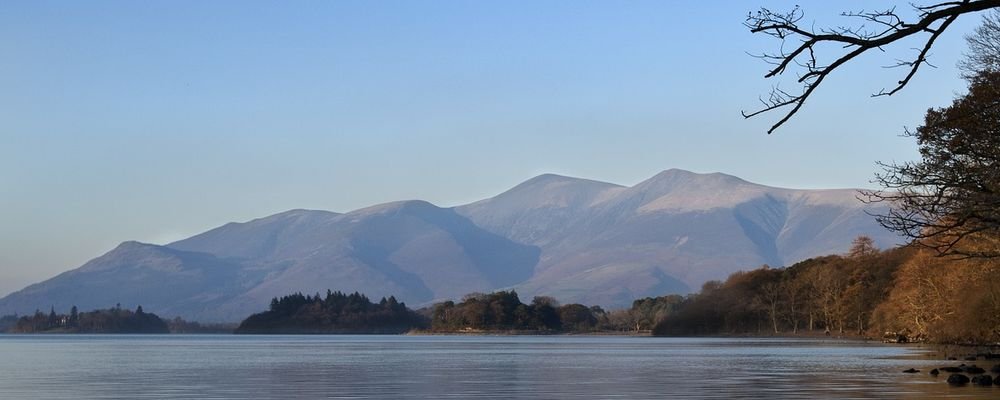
xmin=744 ymin=1 xmax=1000 ymax=134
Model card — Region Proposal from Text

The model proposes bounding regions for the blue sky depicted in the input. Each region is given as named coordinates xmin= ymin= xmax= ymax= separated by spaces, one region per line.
xmin=0 ymin=1 xmax=985 ymax=296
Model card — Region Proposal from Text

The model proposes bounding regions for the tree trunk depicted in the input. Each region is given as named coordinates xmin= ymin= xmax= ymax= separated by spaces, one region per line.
xmin=771 ymin=305 xmax=779 ymax=333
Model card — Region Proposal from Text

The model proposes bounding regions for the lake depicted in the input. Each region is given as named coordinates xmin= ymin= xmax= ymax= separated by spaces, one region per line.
xmin=0 ymin=335 xmax=995 ymax=399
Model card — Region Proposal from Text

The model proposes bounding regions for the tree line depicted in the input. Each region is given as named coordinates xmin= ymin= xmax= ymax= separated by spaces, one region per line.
xmin=650 ymin=236 xmax=1000 ymax=344
xmin=427 ymin=290 xmax=690 ymax=334
xmin=9 ymin=236 xmax=996 ymax=342
xmin=428 ymin=291 xmax=594 ymax=333
xmin=231 ymin=288 xmax=689 ymax=335
xmin=7 ymin=304 xmax=169 ymax=333
xmin=0 ymin=289 xmax=754 ymax=336
xmin=235 ymin=290 xmax=428 ymax=334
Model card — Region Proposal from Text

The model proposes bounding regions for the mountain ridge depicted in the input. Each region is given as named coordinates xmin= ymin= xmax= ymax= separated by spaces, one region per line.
xmin=0 ymin=169 xmax=900 ymax=321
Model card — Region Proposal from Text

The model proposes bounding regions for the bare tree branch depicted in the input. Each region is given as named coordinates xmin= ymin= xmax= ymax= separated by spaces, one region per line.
xmin=744 ymin=1 xmax=1000 ymax=134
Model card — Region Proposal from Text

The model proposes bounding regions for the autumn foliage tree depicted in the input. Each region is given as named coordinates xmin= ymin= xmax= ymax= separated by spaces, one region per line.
xmin=653 ymin=238 xmax=908 ymax=338
xmin=871 ymin=251 xmax=1000 ymax=343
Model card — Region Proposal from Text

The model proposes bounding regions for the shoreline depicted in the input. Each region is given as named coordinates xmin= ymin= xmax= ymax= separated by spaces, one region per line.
xmin=405 ymin=329 xmax=651 ymax=336
xmin=2 ymin=328 xmax=997 ymax=351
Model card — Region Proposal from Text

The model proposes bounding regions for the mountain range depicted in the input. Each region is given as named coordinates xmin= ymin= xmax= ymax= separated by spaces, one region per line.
xmin=0 ymin=169 xmax=899 ymax=321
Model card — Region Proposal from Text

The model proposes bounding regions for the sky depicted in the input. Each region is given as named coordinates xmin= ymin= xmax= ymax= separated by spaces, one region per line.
xmin=0 ymin=1 xmax=986 ymax=297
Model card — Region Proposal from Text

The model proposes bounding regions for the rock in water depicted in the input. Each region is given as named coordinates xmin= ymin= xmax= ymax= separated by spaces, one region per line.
xmin=971 ymin=375 xmax=993 ymax=386
xmin=947 ymin=374 xmax=970 ymax=385
xmin=964 ymin=365 xmax=985 ymax=374
xmin=929 ymin=368 xmax=939 ymax=376
xmin=902 ymin=368 xmax=919 ymax=373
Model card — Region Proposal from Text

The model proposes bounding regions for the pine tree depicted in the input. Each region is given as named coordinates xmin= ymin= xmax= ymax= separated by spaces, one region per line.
xmin=69 ymin=306 xmax=79 ymax=328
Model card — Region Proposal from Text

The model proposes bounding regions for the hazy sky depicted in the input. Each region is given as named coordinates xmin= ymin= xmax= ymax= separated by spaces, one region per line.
xmin=0 ymin=1 xmax=985 ymax=297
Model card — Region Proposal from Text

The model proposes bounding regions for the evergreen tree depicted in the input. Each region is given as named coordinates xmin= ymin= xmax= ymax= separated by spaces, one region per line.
xmin=48 ymin=306 xmax=58 ymax=329
xmin=69 ymin=306 xmax=79 ymax=327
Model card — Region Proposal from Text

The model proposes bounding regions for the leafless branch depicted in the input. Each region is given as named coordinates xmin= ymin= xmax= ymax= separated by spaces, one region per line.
xmin=744 ymin=0 xmax=1000 ymax=134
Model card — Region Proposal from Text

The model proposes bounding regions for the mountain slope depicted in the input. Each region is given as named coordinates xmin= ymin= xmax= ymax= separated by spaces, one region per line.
xmin=168 ymin=209 xmax=342 ymax=260
xmin=0 ymin=202 xmax=540 ymax=321
xmin=0 ymin=169 xmax=899 ymax=320
xmin=456 ymin=169 xmax=898 ymax=304
xmin=213 ymin=200 xmax=540 ymax=318
xmin=0 ymin=242 xmax=255 ymax=320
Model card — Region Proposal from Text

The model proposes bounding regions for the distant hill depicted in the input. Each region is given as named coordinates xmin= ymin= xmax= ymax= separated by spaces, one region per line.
xmin=0 ymin=241 xmax=252 ymax=321
xmin=0 ymin=169 xmax=899 ymax=321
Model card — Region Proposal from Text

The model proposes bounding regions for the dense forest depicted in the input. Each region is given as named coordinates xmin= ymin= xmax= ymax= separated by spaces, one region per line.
xmin=235 ymin=291 xmax=428 ymax=334
xmin=428 ymin=291 xmax=596 ymax=333
xmin=2 ymin=309 xmax=233 ymax=334
xmin=232 ymin=287 xmax=694 ymax=335
xmin=650 ymin=236 xmax=1000 ymax=344
xmin=426 ymin=290 xmax=687 ymax=333
xmin=7 ymin=305 xmax=169 ymax=333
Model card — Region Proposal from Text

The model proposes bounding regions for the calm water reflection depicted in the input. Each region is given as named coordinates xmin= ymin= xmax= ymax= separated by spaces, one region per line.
xmin=0 ymin=335 xmax=996 ymax=399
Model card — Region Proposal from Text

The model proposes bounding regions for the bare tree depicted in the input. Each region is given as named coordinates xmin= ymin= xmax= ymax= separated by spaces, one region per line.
xmin=781 ymin=276 xmax=804 ymax=333
xmin=744 ymin=1 xmax=1000 ymax=134
xmin=755 ymin=281 xmax=783 ymax=334
xmin=960 ymin=9 xmax=1000 ymax=75
xmin=848 ymin=235 xmax=879 ymax=259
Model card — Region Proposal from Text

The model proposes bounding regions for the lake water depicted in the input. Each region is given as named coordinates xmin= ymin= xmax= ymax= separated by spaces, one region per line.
xmin=0 ymin=335 xmax=996 ymax=399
